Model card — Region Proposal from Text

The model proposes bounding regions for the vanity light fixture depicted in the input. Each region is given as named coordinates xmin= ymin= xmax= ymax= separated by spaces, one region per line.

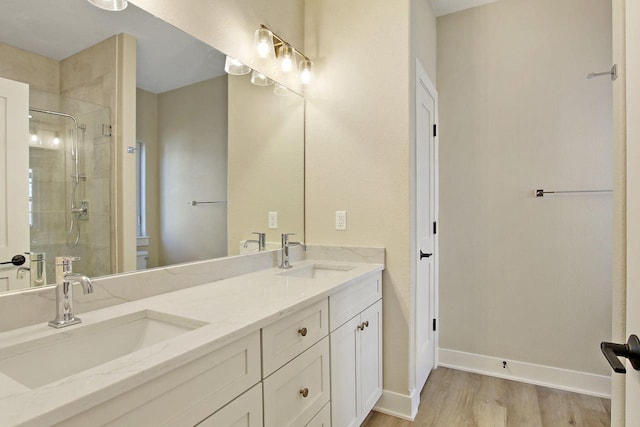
xmin=277 ymin=45 xmax=297 ymax=74
xmin=224 ymin=56 xmax=251 ymax=75
xmin=251 ymin=70 xmax=274 ymax=86
xmin=254 ymin=27 xmax=276 ymax=60
xmin=86 ymin=0 xmax=128 ymax=11
xmin=254 ymin=24 xmax=315 ymax=85
xmin=299 ymin=59 xmax=314 ymax=85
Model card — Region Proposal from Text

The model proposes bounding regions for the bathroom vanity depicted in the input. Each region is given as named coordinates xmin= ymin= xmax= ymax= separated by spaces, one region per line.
xmin=0 ymin=258 xmax=383 ymax=426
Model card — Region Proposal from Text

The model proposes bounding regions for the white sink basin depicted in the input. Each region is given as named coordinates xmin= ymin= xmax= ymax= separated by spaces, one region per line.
xmin=279 ymin=263 xmax=356 ymax=279
xmin=0 ymin=310 xmax=206 ymax=389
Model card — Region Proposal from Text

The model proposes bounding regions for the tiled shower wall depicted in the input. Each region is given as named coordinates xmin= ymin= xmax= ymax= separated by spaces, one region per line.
xmin=29 ymin=89 xmax=111 ymax=283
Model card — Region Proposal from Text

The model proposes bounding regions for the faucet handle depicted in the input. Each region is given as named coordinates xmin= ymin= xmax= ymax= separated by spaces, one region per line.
xmin=56 ymin=256 xmax=80 ymax=265
xmin=281 ymin=233 xmax=295 ymax=244
xmin=252 ymin=232 xmax=266 ymax=236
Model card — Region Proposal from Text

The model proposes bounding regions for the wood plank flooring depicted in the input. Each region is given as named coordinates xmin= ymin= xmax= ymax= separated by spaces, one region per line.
xmin=362 ymin=368 xmax=611 ymax=427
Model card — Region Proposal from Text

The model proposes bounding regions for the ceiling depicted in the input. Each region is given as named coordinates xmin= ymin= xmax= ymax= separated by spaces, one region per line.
xmin=430 ymin=0 xmax=500 ymax=17
xmin=0 ymin=0 xmax=226 ymax=94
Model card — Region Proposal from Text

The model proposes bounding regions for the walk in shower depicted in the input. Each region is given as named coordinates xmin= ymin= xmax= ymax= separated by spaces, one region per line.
xmin=28 ymin=89 xmax=111 ymax=282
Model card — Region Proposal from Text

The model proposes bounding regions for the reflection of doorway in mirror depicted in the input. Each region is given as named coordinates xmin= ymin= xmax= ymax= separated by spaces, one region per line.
xmin=0 ymin=77 xmax=29 ymax=292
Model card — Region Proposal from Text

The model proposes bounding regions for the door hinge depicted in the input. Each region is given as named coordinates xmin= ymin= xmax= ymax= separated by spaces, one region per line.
xmin=433 ymin=221 xmax=437 ymax=235
xmin=433 ymin=319 xmax=437 ymax=331
xmin=433 ymin=124 xmax=437 ymax=137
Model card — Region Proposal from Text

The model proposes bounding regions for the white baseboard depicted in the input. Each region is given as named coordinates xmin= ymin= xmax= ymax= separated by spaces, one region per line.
xmin=438 ymin=348 xmax=611 ymax=398
xmin=373 ymin=388 xmax=420 ymax=421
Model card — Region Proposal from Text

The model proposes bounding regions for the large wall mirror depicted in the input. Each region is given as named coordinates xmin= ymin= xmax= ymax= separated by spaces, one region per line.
xmin=0 ymin=0 xmax=304 ymax=292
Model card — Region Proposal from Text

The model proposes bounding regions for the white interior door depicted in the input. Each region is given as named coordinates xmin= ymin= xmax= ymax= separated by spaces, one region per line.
xmin=626 ymin=0 xmax=640 ymax=423
xmin=0 ymin=77 xmax=29 ymax=291
xmin=415 ymin=61 xmax=438 ymax=392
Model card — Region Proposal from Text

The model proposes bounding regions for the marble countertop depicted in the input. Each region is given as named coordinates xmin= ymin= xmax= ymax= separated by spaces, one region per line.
xmin=0 ymin=259 xmax=383 ymax=426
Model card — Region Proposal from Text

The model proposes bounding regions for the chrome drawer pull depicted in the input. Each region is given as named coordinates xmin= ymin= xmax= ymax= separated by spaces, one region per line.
xmin=298 ymin=327 xmax=308 ymax=337
xmin=300 ymin=387 xmax=309 ymax=398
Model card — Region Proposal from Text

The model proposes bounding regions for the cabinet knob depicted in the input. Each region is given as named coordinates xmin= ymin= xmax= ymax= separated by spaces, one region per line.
xmin=298 ymin=327 xmax=308 ymax=337
xmin=364 ymin=321 xmax=369 ymax=328
xmin=358 ymin=323 xmax=365 ymax=331
xmin=300 ymin=387 xmax=309 ymax=398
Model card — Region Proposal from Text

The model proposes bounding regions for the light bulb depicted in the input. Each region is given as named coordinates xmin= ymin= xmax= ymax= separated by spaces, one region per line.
xmin=254 ymin=28 xmax=275 ymax=60
xmin=282 ymin=56 xmax=293 ymax=72
xmin=299 ymin=59 xmax=314 ymax=85
xmin=52 ymin=137 xmax=61 ymax=146
xmin=30 ymin=133 xmax=38 ymax=143
xmin=278 ymin=45 xmax=296 ymax=74
xmin=258 ymin=41 xmax=270 ymax=58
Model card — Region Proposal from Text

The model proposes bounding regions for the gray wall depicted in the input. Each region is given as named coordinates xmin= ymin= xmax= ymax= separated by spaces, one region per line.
xmin=437 ymin=0 xmax=613 ymax=375
xmin=157 ymin=76 xmax=228 ymax=265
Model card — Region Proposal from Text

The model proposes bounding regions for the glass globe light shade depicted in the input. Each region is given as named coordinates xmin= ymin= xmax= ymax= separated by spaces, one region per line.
xmin=277 ymin=45 xmax=297 ymax=74
xmin=86 ymin=0 xmax=128 ymax=11
xmin=253 ymin=28 xmax=275 ymax=60
xmin=299 ymin=59 xmax=315 ymax=85
xmin=251 ymin=70 xmax=274 ymax=87
xmin=224 ymin=56 xmax=251 ymax=75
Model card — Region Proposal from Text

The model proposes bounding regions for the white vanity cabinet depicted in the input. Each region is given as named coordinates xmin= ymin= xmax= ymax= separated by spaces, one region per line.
xmin=306 ymin=402 xmax=331 ymax=426
xmin=196 ymin=383 xmax=263 ymax=427
xmin=330 ymin=273 xmax=383 ymax=427
xmin=263 ymin=337 xmax=331 ymax=427
xmin=57 ymin=331 xmax=262 ymax=427
xmin=262 ymin=299 xmax=329 ymax=377
xmin=262 ymin=299 xmax=331 ymax=427
xmin=12 ymin=265 xmax=385 ymax=427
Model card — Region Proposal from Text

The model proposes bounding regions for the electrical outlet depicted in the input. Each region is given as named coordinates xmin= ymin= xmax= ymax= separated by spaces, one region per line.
xmin=268 ymin=211 xmax=278 ymax=229
xmin=336 ymin=211 xmax=347 ymax=231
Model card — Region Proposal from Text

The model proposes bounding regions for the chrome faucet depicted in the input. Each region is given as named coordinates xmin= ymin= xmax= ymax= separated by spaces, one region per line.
xmin=279 ymin=233 xmax=306 ymax=269
xmin=244 ymin=232 xmax=266 ymax=251
xmin=48 ymin=256 xmax=94 ymax=328
xmin=16 ymin=253 xmax=47 ymax=287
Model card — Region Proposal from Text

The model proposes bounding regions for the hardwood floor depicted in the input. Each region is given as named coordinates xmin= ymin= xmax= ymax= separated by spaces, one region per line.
xmin=362 ymin=368 xmax=611 ymax=427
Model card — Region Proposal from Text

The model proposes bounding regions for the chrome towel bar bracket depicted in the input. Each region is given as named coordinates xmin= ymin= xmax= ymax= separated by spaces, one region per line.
xmin=535 ymin=189 xmax=612 ymax=197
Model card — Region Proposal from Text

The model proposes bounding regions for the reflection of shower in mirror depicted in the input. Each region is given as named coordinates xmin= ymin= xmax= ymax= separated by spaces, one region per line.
xmin=29 ymin=108 xmax=88 ymax=248
xmin=67 ymin=121 xmax=89 ymax=249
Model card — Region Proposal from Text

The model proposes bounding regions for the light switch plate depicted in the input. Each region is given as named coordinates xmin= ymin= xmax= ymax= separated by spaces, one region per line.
xmin=268 ymin=211 xmax=278 ymax=229
xmin=336 ymin=211 xmax=347 ymax=231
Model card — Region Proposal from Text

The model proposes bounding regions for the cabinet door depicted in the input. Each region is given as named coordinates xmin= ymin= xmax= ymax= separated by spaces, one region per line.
xmin=197 ymin=383 xmax=263 ymax=427
xmin=330 ymin=315 xmax=361 ymax=427
xmin=359 ymin=300 xmax=383 ymax=419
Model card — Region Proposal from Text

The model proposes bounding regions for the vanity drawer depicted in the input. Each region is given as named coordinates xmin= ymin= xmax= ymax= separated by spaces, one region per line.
xmin=306 ymin=403 xmax=331 ymax=427
xmin=262 ymin=299 xmax=329 ymax=377
xmin=263 ymin=337 xmax=330 ymax=427
xmin=196 ymin=383 xmax=263 ymax=427
xmin=58 ymin=331 xmax=261 ymax=427
xmin=330 ymin=272 xmax=381 ymax=331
